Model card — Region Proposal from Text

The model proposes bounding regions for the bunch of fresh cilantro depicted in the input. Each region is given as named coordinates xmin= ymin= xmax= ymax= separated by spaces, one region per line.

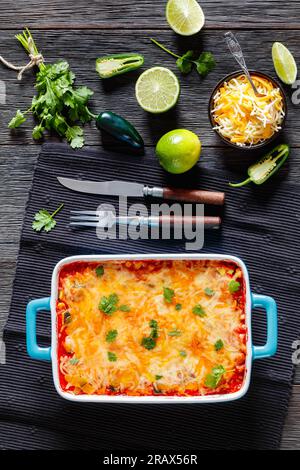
xmin=8 ymin=29 xmax=94 ymax=148
xmin=151 ymin=38 xmax=216 ymax=77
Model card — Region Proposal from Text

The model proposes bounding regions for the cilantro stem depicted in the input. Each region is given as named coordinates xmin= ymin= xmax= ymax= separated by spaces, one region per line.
xmin=51 ymin=203 xmax=64 ymax=218
xmin=150 ymin=38 xmax=180 ymax=59
xmin=86 ymin=109 xmax=98 ymax=120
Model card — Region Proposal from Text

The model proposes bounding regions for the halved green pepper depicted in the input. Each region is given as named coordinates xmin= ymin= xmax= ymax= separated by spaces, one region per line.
xmin=96 ymin=53 xmax=144 ymax=79
xmin=96 ymin=111 xmax=144 ymax=151
xmin=229 ymin=144 xmax=290 ymax=187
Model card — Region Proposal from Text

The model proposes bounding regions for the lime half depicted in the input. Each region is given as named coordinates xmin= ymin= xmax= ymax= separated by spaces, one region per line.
xmin=166 ymin=0 xmax=205 ymax=36
xmin=135 ymin=67 xmax=180 ymax=114
xmin=272 ymin=42 xmax=297 ymax=85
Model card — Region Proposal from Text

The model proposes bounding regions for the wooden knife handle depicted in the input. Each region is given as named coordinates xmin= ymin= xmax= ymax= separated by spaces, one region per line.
xmin=163 ymin=187 xmax=225 ymax=205
xmin=159 ymin=216 xmax=221 ymax=229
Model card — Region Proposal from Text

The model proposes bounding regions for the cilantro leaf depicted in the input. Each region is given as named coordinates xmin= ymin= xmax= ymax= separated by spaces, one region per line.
xmin=150 ymin=38 xmax=215 ymax=78
xmin=192 ymin=304 xmax=206 ymax=317
xmin=163 ymin=287 xmax=175 ymax=303
xmin=176 ymin=50 xmax=194 ymax=74
xmin=175 ymin=303 xmax=182 ymax=311
xmin=32 ymin=203 xmax=64 ymax=233
xmin=205 ymin=365 xmax=226 ymax=389
xmin=141 ymin=337 xmax=156 ymax=350
xmin=8 ymin=110 xmax=27 ymax=128
xmin=95 ymin=265 xmax=104 ymax=277
xmin=141 ymin=320 xmax=159 ymax=349
xmin=107 ymin=351 xmax=117 ymax=362
xmin=194 ymin=52 xmax=216 ymax=77
xmin=204 ymin=288 xmax=215 ymax=296
xmin=32 ymin=123 xmax=45 ymax=140
xmin=119 ymin=305 xmax=131 ymax=312
xmin=106 ymin=329 xmax=118 ymax=343
xmin=149 ymin=319 xmax=159 ymax=339
xmin=99 ymin=293 xmax=119 ymax=315
xmin=179 ymin=350 xmax=187 ymax=358
xmin=168 ymin=328 xmax=182 ymax=337
xmin=155 ymin=375 xmax=163 ymax=380
xmin=65 ymin=125 xmax=84 ymax=149
xmin=228 ymin=280 xmax=241 ymax=294
xmin=214 ymin=339 xmax=224 ymax=351
xmin=69 ymin=357 xmax=79 ymax=365
xmin=149 ymin=319 xmax=158 ymax=329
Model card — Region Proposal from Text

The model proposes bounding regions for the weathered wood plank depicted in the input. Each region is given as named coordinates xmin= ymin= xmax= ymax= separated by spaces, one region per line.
xmin=0 ymin=29 xmax=299 ymax=148
xmin=0 ymin=1 xmax=300 ymax=29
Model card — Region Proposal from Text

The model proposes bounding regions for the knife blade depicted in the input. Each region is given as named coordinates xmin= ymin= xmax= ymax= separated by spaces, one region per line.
xmin=57 ymin=177 xmax=145 ymax=197
xmin=57 ymin=177 xmax=225 ymax=205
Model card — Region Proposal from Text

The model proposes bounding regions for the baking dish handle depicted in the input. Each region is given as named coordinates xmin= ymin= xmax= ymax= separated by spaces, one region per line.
xmin=26 ymin=297 xmax=51 ymax=361
xmin=252 ymin=293 xmax=277 ymax=360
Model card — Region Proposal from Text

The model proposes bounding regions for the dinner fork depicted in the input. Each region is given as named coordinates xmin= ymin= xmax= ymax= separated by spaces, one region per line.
xmin=70 ymin=210 xmax=221 ymax=229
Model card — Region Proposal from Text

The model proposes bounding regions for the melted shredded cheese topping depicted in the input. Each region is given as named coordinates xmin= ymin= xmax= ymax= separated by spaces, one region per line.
xmin=212 ymin=74 xmax=285 ymax=146
xmin=57 ymin=260 xmax=246 ymax=396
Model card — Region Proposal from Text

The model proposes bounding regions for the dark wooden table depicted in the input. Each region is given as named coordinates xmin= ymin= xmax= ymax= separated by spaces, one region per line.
xmin=0 ymin=0 xmax=299 ymax=449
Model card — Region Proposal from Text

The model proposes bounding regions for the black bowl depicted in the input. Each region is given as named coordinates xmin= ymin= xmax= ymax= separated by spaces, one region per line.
xmin=208 ymin=70 xmax=287 ymax=150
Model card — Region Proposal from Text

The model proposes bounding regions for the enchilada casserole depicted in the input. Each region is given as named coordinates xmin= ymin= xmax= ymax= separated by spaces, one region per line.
xmin=57 ymin=259 xmax=247 ymax=396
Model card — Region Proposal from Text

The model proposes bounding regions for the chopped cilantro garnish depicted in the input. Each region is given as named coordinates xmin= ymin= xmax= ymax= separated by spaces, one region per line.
xmin=214 ymin=339 xmax=224 ymax=351
xmin=141 ymin=320 xmax=159 ymax=349
xmin=163 ymin=287 xmax=175 ymax=303
xmin=205 ymin=365 xmax=226 ymax=389
xmin=168 ymin=328 xmax=182 ymax=337
xmin=107 ymin=351 xmax=117 ymax=362
xmin=119 ymin=305 xmax=131 ymax=312
xmin=175 ymin=303 xmax=182 ymax=311
xmin=155 ymin=375 xmax=163 ymax=381
xmin=99 ymin=293 xmax=119 ymax=315
xmin=106 ymin=329 xmax=118 ymax=343
xmin=179 ymin=350 xmax=187 ymax=358
xmin=141 ymin=337 xmax=156 ymax=350
xmin=149 ymin=319 xmax=158 ymax=329
xmin=192 ymin=304 xmax=206 ymax=317
xmin=69 ymin=357 xmax=79 ymax=365
xmin=95 ymin=265 xmax=104 ymax=277
xmin=228 ymin=280 xmax=241 ymax=294
xmin=204 ymin=288 xmax=215 ymax=296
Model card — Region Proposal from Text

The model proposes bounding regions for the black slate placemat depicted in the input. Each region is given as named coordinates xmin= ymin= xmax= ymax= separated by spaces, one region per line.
xmin=1 ymin=142 xmax=299 ymax=450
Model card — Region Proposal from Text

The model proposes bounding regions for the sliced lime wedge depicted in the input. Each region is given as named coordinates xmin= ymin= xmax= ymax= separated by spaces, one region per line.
xmin=272 ymin=42 xmax=297 ymax=85
xmin=135 ymin=67 xmax=180 ymax=114
xmin=166 ymin=0 xmax=205 ymax=36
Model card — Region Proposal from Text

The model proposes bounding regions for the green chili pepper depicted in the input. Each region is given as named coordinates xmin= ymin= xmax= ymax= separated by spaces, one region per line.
xmin=96 ymin=53 xmax=144 ymax=79
xmin=229 ymin=144 xmax=289 ymax=187
xmin=96 ymin=111 xmax=144 ymax=151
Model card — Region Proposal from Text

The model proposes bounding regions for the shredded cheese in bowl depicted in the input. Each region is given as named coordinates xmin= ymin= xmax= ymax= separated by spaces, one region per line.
xmin=211 ymin=73 xmax=285 ymax=147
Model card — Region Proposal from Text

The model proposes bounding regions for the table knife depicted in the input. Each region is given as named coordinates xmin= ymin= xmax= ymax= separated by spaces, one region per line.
xmin=57 ymin=177 xmax=225 ymax=205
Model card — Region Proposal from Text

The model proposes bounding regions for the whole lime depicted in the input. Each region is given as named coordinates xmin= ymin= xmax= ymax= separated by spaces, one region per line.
xmin=156 ymin=129 xmax=201 ymax=174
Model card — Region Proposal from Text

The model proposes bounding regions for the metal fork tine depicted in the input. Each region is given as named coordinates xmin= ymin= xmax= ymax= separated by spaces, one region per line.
xmin=70 ymin=210 xmax=101 ymax=215
xmin=70 ymin=216 xmax=102 ymax=221
xmin=70 ymin=222 xmax=102 ymax=227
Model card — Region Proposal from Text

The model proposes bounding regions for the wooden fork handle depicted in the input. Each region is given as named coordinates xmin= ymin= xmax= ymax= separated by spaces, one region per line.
xmin=159 ymin=216 xmax=221 ymax=229
xmin=163 ymin=188 xmax=225 ymax=205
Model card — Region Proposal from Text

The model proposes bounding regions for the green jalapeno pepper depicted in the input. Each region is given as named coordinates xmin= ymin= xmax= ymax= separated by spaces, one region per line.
xmin=229 ymin=144 xmax=290 ymax=187
xmin=96 ymin=53 xmax=144 ymax=79
xmin=96 ymin=111 xmax=144 ymax=151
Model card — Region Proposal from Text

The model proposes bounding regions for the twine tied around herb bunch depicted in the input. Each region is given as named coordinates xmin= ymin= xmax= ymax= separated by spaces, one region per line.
xmin=0 ymin=36 xmax=44 ymax=80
